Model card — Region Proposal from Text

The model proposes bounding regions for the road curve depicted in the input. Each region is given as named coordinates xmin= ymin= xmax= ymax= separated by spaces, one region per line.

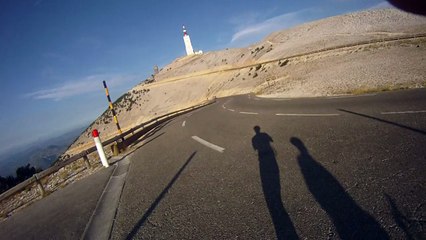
xmin=110 ymin=89 xmax=426 ymax=239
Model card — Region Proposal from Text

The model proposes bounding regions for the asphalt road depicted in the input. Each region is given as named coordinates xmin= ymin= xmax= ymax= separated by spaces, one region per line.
xmin=0 ymin=166 xmax=115 ymax=240
xmin=110 ymin=89 xmax=426 ymax=239
xmin=0 ymin=89 xmax=424 ymax=240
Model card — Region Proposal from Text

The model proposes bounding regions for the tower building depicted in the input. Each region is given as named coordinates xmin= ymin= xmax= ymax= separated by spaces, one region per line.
xmin=182 ymin=25 xmax=194 ymax=56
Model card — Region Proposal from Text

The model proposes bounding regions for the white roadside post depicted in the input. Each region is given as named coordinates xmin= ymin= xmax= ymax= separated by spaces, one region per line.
xmin=92 ymin=129 xmax=109 ymax=167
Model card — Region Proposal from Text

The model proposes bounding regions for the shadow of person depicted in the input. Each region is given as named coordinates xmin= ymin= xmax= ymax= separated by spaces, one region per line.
xmin=290 ymin=137 xmax=389 ymax=240
xmin=252 ymin=126 xmax=299 ymax=240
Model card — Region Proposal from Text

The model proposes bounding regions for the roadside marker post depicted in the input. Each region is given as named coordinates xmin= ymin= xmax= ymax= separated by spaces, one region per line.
xmin=92 ymin=129 xmax=109 ymax=168
xmin=103 ymin=80 xmax=125 ymax=142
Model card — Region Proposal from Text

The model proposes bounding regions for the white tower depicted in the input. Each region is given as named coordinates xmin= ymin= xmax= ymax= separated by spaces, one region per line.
xmin=183 ymin=25 xmax=194 ymax=56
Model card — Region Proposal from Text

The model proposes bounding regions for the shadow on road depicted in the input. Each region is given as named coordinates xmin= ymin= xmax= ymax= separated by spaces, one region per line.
xmin=125 ymin=119 xmax=173 ymax=147
xmin=290 ymin=137 xmax=389 ymax=239
xmin=384 ymin=194 xmax=422 ymax=240
xmin=252 ymin=126 xmax=299 ymax=240
xmin=135 ymin=132 xmax=165 ymax=149
xmin=338 ymin=109 xmax=426 ymax=135
xmin=125 ymin=151 xmax=197 ymax=240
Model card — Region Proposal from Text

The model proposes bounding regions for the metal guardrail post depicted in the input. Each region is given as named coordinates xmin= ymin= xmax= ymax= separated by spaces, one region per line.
xmin=83 ymin=155 xmax=92 ymax=169
xmin=34 ymin=174 xmax=46 ymax=197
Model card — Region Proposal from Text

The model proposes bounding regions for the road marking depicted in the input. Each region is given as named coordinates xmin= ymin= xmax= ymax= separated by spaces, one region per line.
xmin=182 ymin=120 xmax=186 ymax=127
xmin=222 ymin=104 xmax=226 ymax=109
xmin=273 ymin=98 xmax=292 ymax=101
xmin=326 ymin=94 xmax=376 ymax=99
xmin=276 ymin=113 xmax=340 ymax=117
xmin=192 ymin=136 xmax=225 ymax=153
xmin=228 ymin=109 xmax=235 ymax=112
xmin=381 ymin=110 xmax=426 ymax=115
xmin=240 ymin=111 xmax=259 ymax=115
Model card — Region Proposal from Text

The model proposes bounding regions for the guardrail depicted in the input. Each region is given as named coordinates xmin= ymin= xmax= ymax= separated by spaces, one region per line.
xmin=0 ymin=99 xmax=215 ymax=204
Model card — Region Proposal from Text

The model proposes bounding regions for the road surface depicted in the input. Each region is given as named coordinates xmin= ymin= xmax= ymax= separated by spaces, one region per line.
xmin=1 ymin=89 xmax=425 ymax=239
xmin=111 ymin=89 xmax=426 ymax=239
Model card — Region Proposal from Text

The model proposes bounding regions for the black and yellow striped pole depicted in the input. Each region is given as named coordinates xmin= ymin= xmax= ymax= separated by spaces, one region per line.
xmin=103 ymin=80 xmax=124 ymax=141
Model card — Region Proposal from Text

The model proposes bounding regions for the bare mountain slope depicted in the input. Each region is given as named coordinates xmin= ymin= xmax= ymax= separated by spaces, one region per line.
xmin=155 ymin=8 xmax=425 ymax=82
xmin=63 ymin=8 xmax=426 ymax=157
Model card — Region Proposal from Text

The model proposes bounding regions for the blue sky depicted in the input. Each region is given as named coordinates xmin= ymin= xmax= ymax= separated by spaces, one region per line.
xmin=0 ymin=0 xmax=391 ymax=154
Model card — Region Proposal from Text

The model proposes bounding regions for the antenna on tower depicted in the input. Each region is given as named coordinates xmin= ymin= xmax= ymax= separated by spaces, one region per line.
xmin=182 ymin=25 xmax=194 ymax=55
xmin=181 ymin=25 xmax=202 ymax=56
xmin=182 ymin=25 xmax=187 ymax=36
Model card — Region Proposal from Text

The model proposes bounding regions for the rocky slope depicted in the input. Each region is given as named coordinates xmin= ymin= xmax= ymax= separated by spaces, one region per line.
xmin=62 ymin=8 xmax=426 ymax=158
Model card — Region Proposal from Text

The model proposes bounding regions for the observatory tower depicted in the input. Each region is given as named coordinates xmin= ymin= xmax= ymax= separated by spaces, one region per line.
xmin=182 ymin=26 xmax=194 ymax=56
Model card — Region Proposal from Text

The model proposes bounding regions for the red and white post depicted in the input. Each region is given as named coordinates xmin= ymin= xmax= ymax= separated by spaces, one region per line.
xmin=92 ymin=129 xmax=109 ymax=168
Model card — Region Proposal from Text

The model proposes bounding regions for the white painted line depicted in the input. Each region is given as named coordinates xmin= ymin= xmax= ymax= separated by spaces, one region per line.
xmin=326 ymin=94 xmax=376 ymax=99
xmin=228 ymin=109 xmax=235 ymax=112
xmin=182 ymin=120 xmax=186 ymax=127
xmin=276 ymin=113 xmax=340 ymax=117
xmin=192 ymin=136 xmax=225 ymax=153
xmin=222 ymin=104 xmax=226 ymax=109
xmin=240 ymin=111 xmax=259 ymax=115
xmin=273 ymin=99 xmax=292 ymax=101
xmin=381 ymin=110 xmax=426 ymax=115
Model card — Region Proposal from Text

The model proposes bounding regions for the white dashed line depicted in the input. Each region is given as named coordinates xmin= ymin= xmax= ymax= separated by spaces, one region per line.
xmin=182 ymin=121 xmax=186 ymax=127
xmin=240 ymin=111 xmax=259 ymax=115
xmin=222 ymin=104 xmax=226 ymax=109
xmin=273 ymin=99 xmax=292 ymax=101
xmin=381 ymin=110 xmax=426 ymax=115
xmin=276 ymin=113 xmax=340 ymax=117
xmin=192 ymin=136 xmax=225 ymax=153
xmin=228 ymin=109 xmax=235 ymax=112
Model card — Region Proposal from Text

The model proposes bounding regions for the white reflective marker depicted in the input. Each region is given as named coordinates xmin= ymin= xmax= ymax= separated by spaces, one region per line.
xmin=92 ymin=129 xmax=109 ymax=167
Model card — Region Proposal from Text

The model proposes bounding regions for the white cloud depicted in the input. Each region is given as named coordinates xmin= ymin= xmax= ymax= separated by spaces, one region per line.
xmin=230 ymin=9 xmax=320 ymax=45
xmin=369 ymin=1 xmax=394 ymax=9
xmin=229 ymin=11 xmax=262 ymax=28
xmin=25 ymin=74 xmax=138 ymax=101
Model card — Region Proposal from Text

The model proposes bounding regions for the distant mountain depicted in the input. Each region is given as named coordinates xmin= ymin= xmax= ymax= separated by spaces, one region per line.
xmin=0 ymin=126 xmax=86 ymax=177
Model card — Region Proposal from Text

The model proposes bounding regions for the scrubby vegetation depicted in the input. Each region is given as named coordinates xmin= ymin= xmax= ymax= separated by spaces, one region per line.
xmin=115 ymin=89 xmax=149 ymax=112
xmin=278 ymin=59 xmax=289 ymax=67
xmin=251 ymin=45 xmax=264 ymax=55
xmin=0 ymin=164 xmax=42 ymax=194
xmin=97 ymin=88 xmax=150 ymax=125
